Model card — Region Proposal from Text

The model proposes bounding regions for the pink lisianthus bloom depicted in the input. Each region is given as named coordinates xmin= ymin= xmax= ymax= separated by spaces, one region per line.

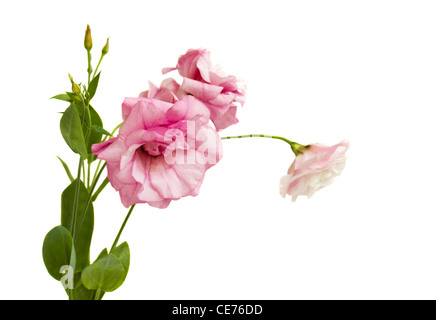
xmin=91 ymin=95 xmax=223 ymax=209
xmin=280 ymin=141 xmax=349 ymax=201
xmin=163 ymin=49 xmax=246 ymax=131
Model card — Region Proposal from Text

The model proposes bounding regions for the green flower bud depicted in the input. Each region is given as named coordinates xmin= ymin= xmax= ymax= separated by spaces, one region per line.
xmin=84 ymin=25 xmax=92 ymax=51
xmin=102 ymin=37 xmax=109 ymax=55
xmin=72 ymin=82 xmax=81 ymax=94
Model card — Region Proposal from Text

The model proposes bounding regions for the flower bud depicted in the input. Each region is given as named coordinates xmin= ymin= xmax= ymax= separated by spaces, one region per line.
xmin=84 ymin=25 xmax=92 ymax=51
xmin=68 ymin=73 xmax=80 ymax=93
xmin=72 ymin=82 xmax=81 ymax=94
xmin=102 ymin=37 xmax=109 ymax=55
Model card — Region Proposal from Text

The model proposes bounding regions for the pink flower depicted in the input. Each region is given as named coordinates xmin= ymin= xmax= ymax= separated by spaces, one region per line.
xmin=92 ymin=95 xmax=223 ymax=209
xmin=163 ymin=49 xmax=246 ymax=131
xmin=280 ymin=141 xmax=349 ymax=201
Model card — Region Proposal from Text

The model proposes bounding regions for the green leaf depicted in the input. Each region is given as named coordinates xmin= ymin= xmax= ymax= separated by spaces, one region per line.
xmin=51 ymin=93 xmax=71 ymax=102
xmin=42 ymin=225 xmax=73 ymax=281
xmin=96 ymin=248 xmax=109 ymax=261
xmin=88 ymin=72 xmax=100 ymax=100
xmin=81 ymin=254 xmax=125 ymax=292
xmin=68 ymin=249 xmax=110 ymax=300
xmin=89 ymin=248 xmax=109 ymax=300
xmin=61 ymin=179 xmax=94 ymax=273
xmin=91 ymin=125 xmax=112 ymax=137
xmin=60 ymin=104 xmax=88 ymax=159
xmin=56 ymin=156 xmax=74 ymax=182
xmin=73 ymin=103 xmax=103 ymax=162
xmin=86 ymin=106 xmax=103 ymax=161
xmin=111 ymin=242 xmax=130 ymax=283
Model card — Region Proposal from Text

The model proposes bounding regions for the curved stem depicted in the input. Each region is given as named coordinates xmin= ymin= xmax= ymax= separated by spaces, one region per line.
xmin=91 ymin=177 xmax=109 ymax=202
xmin=110 ymin=204 xmax=136 ymax=253
xmin=110 ymin=122 xmax=123 ymax=136
xmin=221 ymin=134 xmax=294 ymax=147
xmin=221 ymin=134 xmax=306 ymax=156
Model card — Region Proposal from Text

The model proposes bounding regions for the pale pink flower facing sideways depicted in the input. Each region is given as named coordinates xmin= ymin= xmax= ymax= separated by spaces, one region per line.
xmin=280 ymin=141 xmax=349 ymax=201
xmin=92 ymin=95 xmax=223 ymax=209
xmin=163 ymin=49 xmax=246 ymax=131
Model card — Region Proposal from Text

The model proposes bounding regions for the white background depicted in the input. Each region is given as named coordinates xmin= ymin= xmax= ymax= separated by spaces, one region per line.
xmin=0 ymin=0 xmax=435 ymax=300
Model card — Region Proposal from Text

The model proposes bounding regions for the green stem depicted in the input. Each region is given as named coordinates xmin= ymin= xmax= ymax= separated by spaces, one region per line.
xmin=91 ymin=177 xmax=109 ymax=202
xmin=221 ymin=134 xmax=294 ymax=146
xmin=221 ymin=134 xmax=306 ymax=155
xmin=82 ymin=164 xmax=86 ymax=187
xmin=70 ymin=158 xmax=83 ymax=238
xmin=74 ymin=162 xmax=107 ymax=242
xmin=87 ymin=50 xmax=92 ymax=86
xmin=94 ymin=288 xmax=102 ymax=301
xmin=79 ymin=95 xmax=86 ymax=127
xmin=87 ymin=162 xmax=91 ymax=189
xmin=110 ymin=122 xmax=123 ymax=136
xmin=90 ymin=160 xmax=102 ymax=189
xmin=92 ymin=55 xmax=104 ymax=79
xmin=110 ymin=204 xmax=136 ymax=253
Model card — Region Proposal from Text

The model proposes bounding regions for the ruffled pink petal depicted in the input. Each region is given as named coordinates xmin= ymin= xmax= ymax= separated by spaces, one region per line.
xmin=139 ymin=90 xmax=148 ymax=98
xmin=91 ymin=137 xmax=116 ymax=155
xmin=162 ymin=67 xmax=176 ymax=75
xmin=147 ymin=81 xmax=159 ymax=97
xmin=148 ymin=155 xmax=198 ymax=199
xmin=196 ymin=52 xmax=212 ymax=83
xmin=209 ymin=104 xmax=239 ymax=131
xmin=180 ymin=78 xmax=223 ymax=101
xmin=147 ymin=199 xmax=172 ymax=209
xmin=133 ymin=151 xmax=165 ymax=202
xmin=119 ymin=182 xmax=142 ymax=208
xmin=293 ymin=140 xmax=349 ymax=174
xmin=185 ymin=99 xmax=210 ymax=124
xmin=160 ymin=78 xmax=180 ymax=93
xmin=208 ymin=92 xmax=237 ymax=106
xmin=176 ymin=49 xmax=207 ymax=79
xmin=94 ymin=137 xmax=126 ymax=164
xmin=122 ymin=97 xmax=146 ymax=121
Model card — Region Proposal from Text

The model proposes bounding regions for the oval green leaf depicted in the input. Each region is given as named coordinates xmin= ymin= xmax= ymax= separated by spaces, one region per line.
xmin=60 ymin=103 xmax=88 ymax=159
xmin=111 ymin=242 xmax=130 ymax=282
xmin=81 ymin=254 xmax=125 ymax=292
xmin=42 ymin=225 xmax=73 ymax=281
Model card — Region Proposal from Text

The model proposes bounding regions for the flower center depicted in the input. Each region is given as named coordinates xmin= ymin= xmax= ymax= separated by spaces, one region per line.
xmin=141 ymin=141 xmax=165 ymax=157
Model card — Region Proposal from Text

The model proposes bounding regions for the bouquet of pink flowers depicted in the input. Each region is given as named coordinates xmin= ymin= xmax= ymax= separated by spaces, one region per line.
xmin=43 ymin=26 xmax=349 ymax=300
